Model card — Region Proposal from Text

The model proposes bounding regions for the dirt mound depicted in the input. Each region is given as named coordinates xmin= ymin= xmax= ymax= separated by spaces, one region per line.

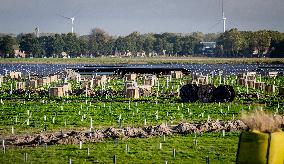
xmin=103 ymin=127 xmax=125 ymax=138
xmin=57 ymin=136 xmax=80 ymax=144
xmin=14 ymin=135 xmax=41 ymax=146
xmin=124 ymin=127 xmax=147 ymax=138
xmin=0 ymin=119 xmax=256 ymax=147
xmin=225 ymin=120 xmax=247 ymax=132
xmin=40 ymin=133 xmax=60 ymax=144
xmin=146 ymin=123 xmax=172 ymax=135
xmin=173 ymin=123 xmax=197 ymax=133
xmin=199 ymin=120 xmax=225 ymax=132
xmin=91 ymin=131 xmax=105 ymax=141
xmin=57 ymin=131 xmax=85 ymax=144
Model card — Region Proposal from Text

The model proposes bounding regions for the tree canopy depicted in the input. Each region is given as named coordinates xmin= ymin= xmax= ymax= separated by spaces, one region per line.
xmin=0 ymin=35 xmax=16 ymax=57
xmin=0 ymin=28 xmax=284 ymax=58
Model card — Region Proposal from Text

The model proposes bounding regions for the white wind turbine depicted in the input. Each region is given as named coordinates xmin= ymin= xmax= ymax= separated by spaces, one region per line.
xmin=221 ymin=0 xmax=226 ymax=33
xmin=34 ymin=26 xmax=40 ymax=37
xmin=58 ymin=14 xmax=75 ymax=33
xmin=207 ymin=0 xmax=230 ymax=33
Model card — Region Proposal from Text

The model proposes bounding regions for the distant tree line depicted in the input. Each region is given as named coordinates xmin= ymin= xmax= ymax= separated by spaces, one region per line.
xmin=0 ymin=28 xmax=284 ymax=58
xmin=216 ymin=28 xmax=284 ymax=58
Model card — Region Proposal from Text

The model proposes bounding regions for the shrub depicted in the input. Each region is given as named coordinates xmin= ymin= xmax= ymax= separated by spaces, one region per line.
xmin=241 ymin=110 xmax=283 ymax=133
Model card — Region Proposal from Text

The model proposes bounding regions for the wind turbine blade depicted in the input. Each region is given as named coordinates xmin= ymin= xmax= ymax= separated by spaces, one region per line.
xmin=208 ymin=21 xmax=222 ymax=32
xmin=56 ymin=13 xmax=71 ymax=20
xmin=72 ymin=8 xmax=81 ymax=17
xmin=227 ymin=20 xmax=240 ymax=29
xmin=222 ymin=0 xmax=224 ymax=16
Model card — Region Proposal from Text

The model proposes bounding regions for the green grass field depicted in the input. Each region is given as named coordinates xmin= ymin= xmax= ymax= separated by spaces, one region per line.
xmin=0 ymin=96 xmax=282 ymax=163
xmin=0 ymin=69 xmax=283 ymax=163
xmin=0 ymin=133 xmax=239 ymax=164
xmin=0 ymin=56 xmax=283 ymax=64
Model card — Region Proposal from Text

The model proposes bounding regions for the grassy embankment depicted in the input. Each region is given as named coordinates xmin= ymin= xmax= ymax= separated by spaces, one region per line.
xmin=0 ymin=56 xmax=284 ymax=64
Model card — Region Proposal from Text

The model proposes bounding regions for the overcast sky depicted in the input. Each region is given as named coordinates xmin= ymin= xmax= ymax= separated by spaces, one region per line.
xmin=0 ymin=0 xmax=283 ymax=36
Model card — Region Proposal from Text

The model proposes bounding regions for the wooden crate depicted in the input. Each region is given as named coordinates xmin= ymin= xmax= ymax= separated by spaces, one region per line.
xmin=9 ymin=72 xmax=22 ymax=79
xmin=64 ymin=68 xmax=80 ymax=80
xmin=265 ymin=85 xmax=276 ymax=93
xmin=49 ymin=87 xmax=64 ymax=97
xmin=143 ymin=75 xmax=157 ymax=86
xmin=49 ymin=75 xmax=58 ymax=83
xmin=125 ymin=74 xmax=137 ymax=81
xmin=246 ymin=75 xmax=256 ymax=81
xmin=255 ymin=82 xmax=265 ymax=90
xmin=246 ymin=72 xmax=257 ymax=76
xmin=197 ymin=77 xmax=208 ymax=85
xmin=37 ymin=77 xmax=50 ymax=87
xmin=246 ymin=80 xmax=255 ymax=88
xmin=16 ymin=82 xmax=25 ymax=90
xmin=192 ymin=73 xmax=199 ymax=81
xmin=238 ymin=78 xmax=246 ymax=86
xmin=269 ymin=72 xmax=278 ymax=78
xmin=27 ymin=80 xmax=37 ymax=89
xmin=92 ymin=75 xmax=107 ymax=87
xmin=139 ymin=85 xmax=152 ymax=97
xmin=190 ymin=80 xmax=198 ymax=85
xmin=125 ymin=81 xmax=138 ymax=88
xmin=171 ymin=71 xmax=183 ymax=79
xmin=125 ymin=87 xmax=139 ymax=99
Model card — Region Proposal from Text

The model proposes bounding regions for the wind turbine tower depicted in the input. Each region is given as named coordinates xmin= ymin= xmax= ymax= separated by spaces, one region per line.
xmin=70 ymin=17 xmax=75 ymax=34
xmin=222 ymin=0 xmax=226 ymax=32
xmin=35 ymin=26 xmax=39 ymax=37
